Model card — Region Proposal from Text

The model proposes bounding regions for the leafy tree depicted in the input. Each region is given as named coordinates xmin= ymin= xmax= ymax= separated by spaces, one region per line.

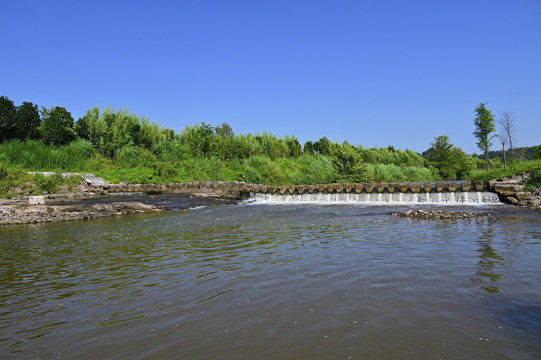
xmin=428 ymin=136 xmax=453 ymax=176
xmin=215 ymin=122 xmax=234 ymax=138
xmin=533 ymin=145 xmax=541 ymax=160
xmin=41 ymin=106 xmax=76 ymax=145
xmin=303 ymin=141 xmax=314 ymax=154
xmin=313 ymin=137 xmax=332 ymax=155
xmin=285 ymin=136 xmax=302 ymax=158
xmin=427 ymin=136 xmax=473 ymax=180
xmin=473 ymin=103 xmax=496 ymax=171
xmin=180 ymin=122 xmax=215 ymax=155
xmin=74 ymin=116 xmax=90 ymax=140
xmin=449 ymin=147 xmax=474 ymax=180
xmin=0 ymin=96 xmax=16 ymax=142
xmin=15 ymin=101 xmax=41 ymax=140
xmin=332 ymin=144 xmax=366 ymax=183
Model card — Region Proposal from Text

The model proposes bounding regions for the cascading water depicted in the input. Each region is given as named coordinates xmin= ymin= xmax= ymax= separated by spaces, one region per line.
xmin=251 ymin=191 xmax=501 ymax=204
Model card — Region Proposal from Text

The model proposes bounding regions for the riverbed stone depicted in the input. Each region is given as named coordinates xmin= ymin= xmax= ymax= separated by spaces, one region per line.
xmin=391 ymin=209 xmax=484 ymax=219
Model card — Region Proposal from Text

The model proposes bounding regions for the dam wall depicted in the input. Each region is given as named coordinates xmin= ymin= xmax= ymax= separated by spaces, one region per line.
xmin=105 ymin=180 xmax=487 ymax=200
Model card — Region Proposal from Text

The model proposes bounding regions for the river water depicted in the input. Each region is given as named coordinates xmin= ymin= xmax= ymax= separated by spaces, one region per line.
xmin=1 ymin=199 xmax=541 ymax=359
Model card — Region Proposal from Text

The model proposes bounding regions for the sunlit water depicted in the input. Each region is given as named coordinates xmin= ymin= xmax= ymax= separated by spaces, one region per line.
xmin=1 ymin=201 xmax=541 ymax=359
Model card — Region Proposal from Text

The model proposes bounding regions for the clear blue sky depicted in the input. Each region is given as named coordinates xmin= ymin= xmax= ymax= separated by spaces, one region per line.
xmin=2 ymin=0 xmax=540 ymax=154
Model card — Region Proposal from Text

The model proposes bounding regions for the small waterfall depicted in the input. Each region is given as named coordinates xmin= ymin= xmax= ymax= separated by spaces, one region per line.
xmin=252 ymin=191 xmax=501 ymax=204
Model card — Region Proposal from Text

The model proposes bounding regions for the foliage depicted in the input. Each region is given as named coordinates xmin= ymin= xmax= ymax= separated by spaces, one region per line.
xmin=0 ymin=165 xmax=31 ymax=197
xmin=363 ymin=163 xmax=434 ymax=183
xmin=41 ymin=106 xmax=77 ymax=145
xmin=14 ymin=101 xmax=41 ymax=140
xmin=524 ymin=168 xmax=541 ymax=190
xmin=0 ymin=96 xmax=17 ymax=142
xmin=469 ymin=159 xmax=541 ymax=182
xmin=33 ymin=173 xmax=63 ymax=194
xmin=332 ymin=144 xmax=366 ymax=183
xmin=533 ymin=145 xmax=541 ymax=160
xmin=425 ymin=136 xmax=474 ymax=180
xmin=83 ymin=106 xmax=173 ymax=157
xmin=473 ymin=103 xmax=496 ymax=171
xmin=96 ymin=167 xmax=160 ymax=184
xmin=0 ymin=139 xmax=100 ymax=172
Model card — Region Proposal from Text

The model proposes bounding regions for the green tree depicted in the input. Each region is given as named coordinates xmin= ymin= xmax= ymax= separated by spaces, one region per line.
xmin=215 ymin=122 xmax=234 ymax=138
xmin=303 ymin=141 xmax=315 ymax=154
xmin=533 ymin=145 xmax=541 ymax=160
xmin=428 ymin=135 xmax=453 ymax=178
xmin=74 ymin=116 xmax=90 ymax=140
xmin=0 ymin=96 xmax=16 ymax=142
xmin=427 ymin=136 xmax=473 ymax=180
xmin=332 ymin=144 xmax=366 ymax=183
xmin=14 ymin=101 xmax=41 ymax=140
xmin=313 ymin=137 xmax=332 ymax=155
xmin=473 ymin=103 xmax=496 ymax=171
xmin=41 ymin=106 xmax=76 ymax=145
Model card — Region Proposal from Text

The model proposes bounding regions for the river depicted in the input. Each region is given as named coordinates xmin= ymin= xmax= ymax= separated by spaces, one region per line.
xmin=1 ymin=199 xmax=541 ymax=359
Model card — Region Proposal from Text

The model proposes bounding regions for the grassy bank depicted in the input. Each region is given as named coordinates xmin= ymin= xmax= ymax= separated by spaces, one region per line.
xmin=2 ymin=139 xmax=540 ymax=199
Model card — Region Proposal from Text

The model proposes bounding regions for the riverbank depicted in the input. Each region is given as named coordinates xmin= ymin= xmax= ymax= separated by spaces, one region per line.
xmin=2 ymin=173 xmax=540 ymax=225
xmin=0 ymin=194 xmax=237 ymax=225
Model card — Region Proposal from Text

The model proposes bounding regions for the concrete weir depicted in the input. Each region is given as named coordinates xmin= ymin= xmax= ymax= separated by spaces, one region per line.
xmin=105 ymin=180 xmax=495 ymax=203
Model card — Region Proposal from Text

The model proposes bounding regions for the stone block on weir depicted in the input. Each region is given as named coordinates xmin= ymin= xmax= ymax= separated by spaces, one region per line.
xmin=474 ymin=181 xmax=484 ymax=191
xmin=410 ymin=182 xmax=421 ymax=193
xmin=399 ymin=182 xmax=409 ymax=193
xmin=365 ymin=183 xmax=375 ymax=193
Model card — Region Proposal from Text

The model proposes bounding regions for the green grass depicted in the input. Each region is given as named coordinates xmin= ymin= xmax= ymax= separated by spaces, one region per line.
xmin=469 ymin=160 xmax=541 ymax=182
xmin=0 ymin=139 xmax=104 ymax=172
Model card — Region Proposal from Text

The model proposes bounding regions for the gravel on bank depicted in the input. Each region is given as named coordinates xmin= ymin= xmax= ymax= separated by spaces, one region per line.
xmin=0 ymin=200 xmax=161 ymax=225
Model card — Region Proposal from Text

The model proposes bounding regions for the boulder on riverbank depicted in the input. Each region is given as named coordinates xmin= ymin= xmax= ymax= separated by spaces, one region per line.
xmin=488 ymin=172 xmax=541 ymax=210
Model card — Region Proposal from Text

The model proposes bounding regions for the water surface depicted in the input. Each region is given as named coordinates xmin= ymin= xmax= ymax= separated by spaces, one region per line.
xmin=1 ymin=202 xmax=540 ymax=359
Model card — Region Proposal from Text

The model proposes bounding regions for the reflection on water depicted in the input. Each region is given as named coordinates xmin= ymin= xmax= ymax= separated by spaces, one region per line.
xmin=1 ymin=203 xmax=541 ymax=359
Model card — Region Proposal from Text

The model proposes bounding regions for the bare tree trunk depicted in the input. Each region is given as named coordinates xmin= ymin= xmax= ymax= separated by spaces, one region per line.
xmin=500 ymin=110 xmax=517 ymax=162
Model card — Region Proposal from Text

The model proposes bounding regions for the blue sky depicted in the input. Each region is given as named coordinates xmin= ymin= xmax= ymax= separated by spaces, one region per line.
xmin=2 ymin=0 xmax=540 ymax=154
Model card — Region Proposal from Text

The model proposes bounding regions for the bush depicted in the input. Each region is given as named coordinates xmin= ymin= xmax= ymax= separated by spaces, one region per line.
xmin=525 ymin=169 xmax=541 ymax=190
xmin=33 ymin=173 xmax=63 ymax=194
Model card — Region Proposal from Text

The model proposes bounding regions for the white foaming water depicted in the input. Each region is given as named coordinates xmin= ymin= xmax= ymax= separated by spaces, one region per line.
xmin=251 ymin=191 xmax=501 ymax=205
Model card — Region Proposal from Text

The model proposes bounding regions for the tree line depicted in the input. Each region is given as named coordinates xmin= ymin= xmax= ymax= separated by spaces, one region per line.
xmin=1 ymin=95 xmax=539 ymax=186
